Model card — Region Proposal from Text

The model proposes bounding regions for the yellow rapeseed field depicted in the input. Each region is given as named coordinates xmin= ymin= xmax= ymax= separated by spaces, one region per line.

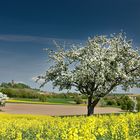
xmin=0 ymin=113 xmax=140 ymax=140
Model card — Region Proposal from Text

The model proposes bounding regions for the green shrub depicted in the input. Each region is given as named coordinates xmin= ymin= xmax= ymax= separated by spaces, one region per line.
xmin=0 ymin=82 xmax=30 ymax=89
xmin=1 ymin=88 xmax=39 ymax=99
xmin=74 ymin=96 xmax=83 ymax=104
xmin=98 ymin=98 xmax=106 ymax=107
xmin=39 ymin=94 xmax=48 ymax=102
xmin=136 ymin=96 xmax=140 ymax=112
xmin=120 ymin=95 xmax=135 ymax=111
xmin=106 ymin=99 xmax=117 ymax=106
xmin=137 ymin=102 xmax=140 ymax=112
xmin=116 ymin=99 xmax=123 ymax=106
xmin=102 ymin=96 xmax=118 ymax=106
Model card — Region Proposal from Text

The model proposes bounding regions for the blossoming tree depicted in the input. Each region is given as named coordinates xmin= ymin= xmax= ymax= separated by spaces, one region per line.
xmin=37 ymin=33 xmax=140 ymax=115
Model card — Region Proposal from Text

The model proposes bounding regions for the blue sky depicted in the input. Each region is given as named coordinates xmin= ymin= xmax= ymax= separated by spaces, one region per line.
xmin=0 ymin=0 xmax=140 ymax=93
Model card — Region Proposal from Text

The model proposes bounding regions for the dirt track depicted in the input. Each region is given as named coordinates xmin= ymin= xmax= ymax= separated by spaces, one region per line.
xmin=0 ymin=103 xmax=123 ymax=116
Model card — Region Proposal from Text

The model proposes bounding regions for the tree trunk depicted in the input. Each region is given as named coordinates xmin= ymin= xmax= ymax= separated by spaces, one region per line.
xmin=87 ymin=96 xmax=100 ymax=116
xmin=87 ymin=103 xmax=94 ymax=116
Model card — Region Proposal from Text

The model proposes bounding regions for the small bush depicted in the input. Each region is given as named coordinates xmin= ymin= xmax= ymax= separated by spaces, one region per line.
xmin=137 ymin=102 xmax=140 ymax=112
xmin=136 ymin=96 xmax=140 ymax=112
xmin=106 ymin=99 xmax=117 ymax=106
xmin=116 ymin=99 xmax=123 ymax=106
xmin=39 ymin=94 xmax=48 ymax=102
xmin=74 ymin=96 xmax=83 ymax=104
xmin=98 ymin=98 xmax=106 ymax=107
xmin=120 ymin=96 xmax=135 ymax=111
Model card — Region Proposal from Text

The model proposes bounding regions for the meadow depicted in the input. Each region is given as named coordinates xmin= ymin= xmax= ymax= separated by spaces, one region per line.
xmin=0 ymin=113 xmax=139 ymax=140
xmin=6 ymin=98 xmax=75 ymax=105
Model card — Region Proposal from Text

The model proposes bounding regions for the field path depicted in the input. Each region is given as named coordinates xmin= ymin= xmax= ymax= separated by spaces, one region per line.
xmin=0 ymin=103 xmax=123 ymax=116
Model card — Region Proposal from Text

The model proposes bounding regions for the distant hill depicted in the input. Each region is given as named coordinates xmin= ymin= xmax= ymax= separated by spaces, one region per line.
xmin=0 ymin=81 xmax=41 ymax=98
xmin=0 ymin=82 xmax=31 ymax=89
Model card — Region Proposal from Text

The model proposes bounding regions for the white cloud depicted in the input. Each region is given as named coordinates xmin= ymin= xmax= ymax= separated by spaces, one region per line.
xmin=32 ymin=76 xmax=45 ymax=84
xmin=0 ymin=34 xmax=84 ymax=45
xmin=32 ymin=76 xmax=38 ymax=82
xmin=14 ymin=81 xmax=25 ymax=84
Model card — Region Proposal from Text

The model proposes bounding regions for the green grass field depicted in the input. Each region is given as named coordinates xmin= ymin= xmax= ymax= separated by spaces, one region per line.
xmin=6 ymin=98 xmax=76 ymax=105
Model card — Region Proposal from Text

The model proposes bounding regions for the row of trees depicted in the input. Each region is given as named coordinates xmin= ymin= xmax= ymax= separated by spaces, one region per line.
xmin=1 ymin=83 xmax=139 ymax=111
xmin=0 ymin=82 xmax=30 ymax=89
xmin=0 ymin=87 xmax=79 ymax=99
xmin=101 ymin=95 xmax=137 ymax=111
xmin=1 ymin=88 xmax=39 ymax=99
xmin=0 ymin=87 xmax=82 ymax=103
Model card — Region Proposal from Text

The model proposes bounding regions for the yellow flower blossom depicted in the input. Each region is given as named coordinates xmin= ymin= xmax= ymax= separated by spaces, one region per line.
xmin=0 ymin=113 xmax=139 ymax=139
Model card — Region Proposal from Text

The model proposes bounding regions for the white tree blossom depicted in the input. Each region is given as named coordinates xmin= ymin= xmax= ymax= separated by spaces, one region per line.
xmin=37 ymin=33 xmax=140 ymax=115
